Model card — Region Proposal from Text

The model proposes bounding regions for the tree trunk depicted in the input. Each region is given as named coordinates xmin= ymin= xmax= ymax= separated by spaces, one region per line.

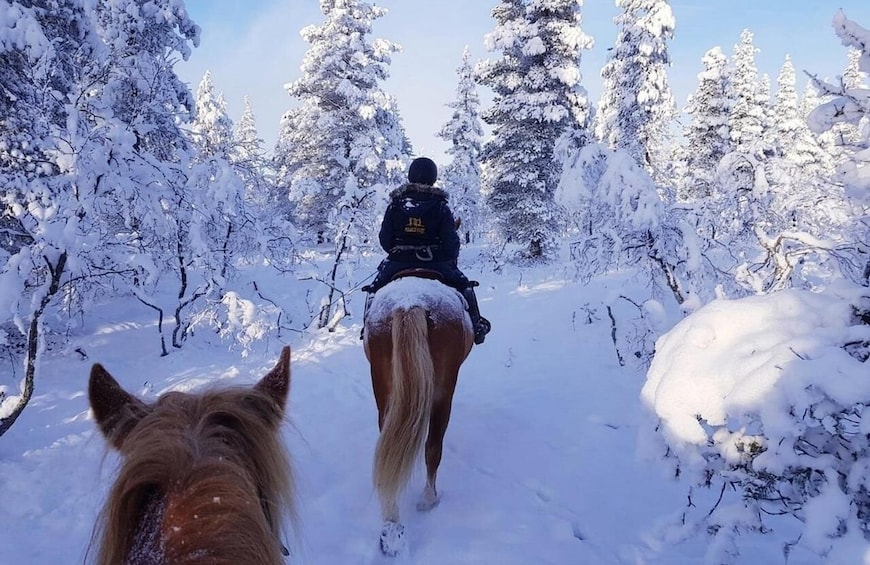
xmin=0 ymin=252 xmax=67 ymax=438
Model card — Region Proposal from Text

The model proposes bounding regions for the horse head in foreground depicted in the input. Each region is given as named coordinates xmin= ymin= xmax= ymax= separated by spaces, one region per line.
xmin=88 ymin=347 xmax=295 ymax=565
xmin=363 ymin=276 xmax=474 ymax=555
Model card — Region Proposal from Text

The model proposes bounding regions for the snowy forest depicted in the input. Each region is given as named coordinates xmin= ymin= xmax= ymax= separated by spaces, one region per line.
xmin=1 ymin=0 xmax=870 ymax=563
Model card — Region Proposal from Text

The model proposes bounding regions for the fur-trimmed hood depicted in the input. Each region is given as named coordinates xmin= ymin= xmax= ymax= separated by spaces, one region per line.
xmin=388 ymin=182 xmax=449 ymax=201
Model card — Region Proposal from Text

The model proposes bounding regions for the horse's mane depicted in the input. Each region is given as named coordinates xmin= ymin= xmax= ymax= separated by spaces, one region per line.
xmin=91 ymin=386 xmax=295 ymax=565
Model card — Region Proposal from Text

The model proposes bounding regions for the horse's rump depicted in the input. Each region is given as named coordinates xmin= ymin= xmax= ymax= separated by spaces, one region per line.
xmin=364 ymin=277 xmax=473 ymax=554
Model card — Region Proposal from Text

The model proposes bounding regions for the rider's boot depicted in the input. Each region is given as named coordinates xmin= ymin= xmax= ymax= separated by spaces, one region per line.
xmin=461 ymin=286 xmax=491 ymax=345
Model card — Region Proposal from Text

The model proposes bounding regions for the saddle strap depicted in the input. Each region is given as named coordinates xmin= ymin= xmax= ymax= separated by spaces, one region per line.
xmin=389 ymin=244 xmax=440 ymax=262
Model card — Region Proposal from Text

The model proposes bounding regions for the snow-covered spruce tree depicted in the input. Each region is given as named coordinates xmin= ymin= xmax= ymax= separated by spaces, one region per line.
xmin=680 ymin=47 xmax=731 ymax=201
xmin=93 ymin=0 xmax=201 ymax=354
xmin=276 ymin=0 xmax=409 ymax=328
xmin=476 ymin=0 xmax=535 ymax=253
xmin=526 ymin=0 xmax=595 ymax=160
xmin=187 ymin=71 xmax=260 ymax=292
xmin=438 ymin=47 xmax=486 ymax=244
xmin=233 ymin=96 xmax=297 ymax=274
xmin=727 ymin=30 xmax=764 ymax=154
xmin=557 ymin=143 xmax=692 ymax=365
xmin=692 ymin=29 xmax=780 ymax=295
xmin=478 ymin=0 xmax=593 ymax=260
xmin=770 ymin=57 xmax=842 ymax=235
xmin=715 ymin=30 xmax=773 ymax=232
xmin=809 ymin=10 xmax=870 ymax=285
xmin=718 ymin=56 xmax=855 ymax=294
xmin=594 ymin=0 xmax=676 ymax=187
xmin=233 ymin=96 xmax=271 ymax=210
xmin=275 ymin=0 xmax=408 ymax=244
xmin=757 ymin=72 xmax=775 ymax=158
xmin=822 ymin=49 xmax=868 ymax=166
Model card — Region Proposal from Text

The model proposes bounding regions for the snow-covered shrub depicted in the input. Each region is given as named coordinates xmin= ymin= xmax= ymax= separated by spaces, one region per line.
xmin=190 ymin=291 xmax=282 ymax=357
xmin=557 ymin=143 xmax=665 ymax=279
xmin=559 ymin=144 xmax=692 ymax=365
xmin=641 ymin=284 xmax=870 ymax=563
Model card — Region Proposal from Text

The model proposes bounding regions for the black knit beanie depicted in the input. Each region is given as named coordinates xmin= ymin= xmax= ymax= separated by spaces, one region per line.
xmin=407 ymin=157 xmax=438 ymax=186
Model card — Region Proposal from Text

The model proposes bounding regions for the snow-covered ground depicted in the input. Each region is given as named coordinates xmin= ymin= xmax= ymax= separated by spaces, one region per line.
xmin=0 ymin=258 xmax=859 ymax=564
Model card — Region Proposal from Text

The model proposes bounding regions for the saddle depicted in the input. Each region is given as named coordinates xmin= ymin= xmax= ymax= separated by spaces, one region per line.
xmin=361 ymin=268 xmax=445 ymax=294
xmin=390 ymin=268 xmax=444 ymax=283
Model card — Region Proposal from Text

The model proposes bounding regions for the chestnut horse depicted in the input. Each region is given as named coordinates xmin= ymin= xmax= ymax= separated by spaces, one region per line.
xmin=363 ymin=275 xmax=474 ymax=555
xmin=88 ymin=347 xmax=295 ymax=565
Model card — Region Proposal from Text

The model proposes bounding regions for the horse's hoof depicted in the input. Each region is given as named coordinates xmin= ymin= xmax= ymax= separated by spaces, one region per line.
xmin=416 ymin=490 xmax=441 ymax=512
xmin=379 ymin=520 xmax=406 ymax=556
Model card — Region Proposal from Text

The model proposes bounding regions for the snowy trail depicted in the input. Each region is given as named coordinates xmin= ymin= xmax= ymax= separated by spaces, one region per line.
xmin=0 ymin=271 xmax=702 ymax=564
xmin=284 ymin=278 xmax=691 ymax=564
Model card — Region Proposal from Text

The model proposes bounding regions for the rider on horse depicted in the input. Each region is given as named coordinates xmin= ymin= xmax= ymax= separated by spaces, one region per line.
xmin=364 ymin=157 xmax=491 ymax=345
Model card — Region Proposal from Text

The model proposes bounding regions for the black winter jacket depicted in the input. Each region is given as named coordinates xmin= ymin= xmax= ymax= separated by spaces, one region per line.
xmin=378 ymin=183 xmax=460 ymax=262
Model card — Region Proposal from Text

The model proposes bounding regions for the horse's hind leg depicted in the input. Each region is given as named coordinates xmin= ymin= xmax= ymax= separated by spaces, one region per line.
xmin=418 ymin=398 xmax=453 ymax=511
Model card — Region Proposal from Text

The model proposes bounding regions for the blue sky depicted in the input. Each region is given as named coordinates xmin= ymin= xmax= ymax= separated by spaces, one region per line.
xmin=176 ymin=1 xmax=870 ymax=163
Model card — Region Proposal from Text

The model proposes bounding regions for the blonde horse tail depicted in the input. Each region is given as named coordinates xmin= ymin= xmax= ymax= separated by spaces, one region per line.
xmin=373 ymin=306 xmax=434 ymax=517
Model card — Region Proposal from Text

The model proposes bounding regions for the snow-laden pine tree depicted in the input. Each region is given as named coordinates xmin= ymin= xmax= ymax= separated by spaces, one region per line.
xmin=438 ymin=47 xmax=486 ymax=244
xmin=709 ymin=28 xmax=777 ymax=272
xmin=801 ymin=79 xmax=841 ymax=175
xmin=680 ymin=47 xmax=731 ymax=201
xmin=188 ymin=72 xmax=259 ymax=299
xmin=233 ymin=96 xmax=271 ymax=210
xmin=274 ymin=0 xmax=409 ymax=246
xmin=809 ymin=10 xmax=870 ymax=284
xmin=233 ymin=96 xmax=296 ymax=271
xmin=728 ymin=30 xmax=764 ymax=153
xmin=275 ymin=0 xmax=410 ymax=328
xmin=757 ymin=73 xmax=775 ymax=153
xmin=594 ymin=0 xmax=676 ymax=184
xmin=191 ymin=71 xmax=234 ymax=156
xmin=769 ymin=56 xmax=841 ymax=235
xmin=478 ymin=0 xmax=593 ymax=260
xmin=526 ymin=0 xmax=595 ymax=157
xmin=823 ymin=48 xmax=868 ymax=166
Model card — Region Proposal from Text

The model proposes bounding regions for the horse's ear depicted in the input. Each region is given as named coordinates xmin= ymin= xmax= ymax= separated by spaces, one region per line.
xmin=255 ymin=346 xmax=291 ymax=416
xmin=89 ymin=364 xmax=149 ymax=450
